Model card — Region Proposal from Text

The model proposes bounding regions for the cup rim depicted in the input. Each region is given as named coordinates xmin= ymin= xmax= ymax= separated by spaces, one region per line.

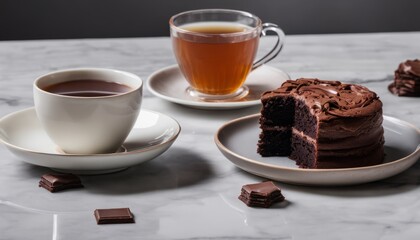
xmin=34 ymin=67 xmax=142 ymax=99
xmin=169 ymin=9 xmax=262 ymax=37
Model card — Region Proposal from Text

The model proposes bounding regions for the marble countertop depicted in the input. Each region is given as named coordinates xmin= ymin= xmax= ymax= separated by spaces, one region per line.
xmin=1 ymin=32 xmax=420 ymax=239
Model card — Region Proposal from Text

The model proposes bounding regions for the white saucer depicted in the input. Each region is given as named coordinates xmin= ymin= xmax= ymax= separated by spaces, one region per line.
xmin=147 ymin=64 xmax=290 ymax=110
xmin=215 ymin=114 xmax=420 ymax=186
xmin=0 ymin=108 xmax=181 ymax=174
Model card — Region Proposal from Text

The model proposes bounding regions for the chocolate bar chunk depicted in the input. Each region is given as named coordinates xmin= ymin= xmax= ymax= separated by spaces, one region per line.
xmin=94 ymin=208 xmax=135 ymax=224
xmin=39 ymin=173 xmax=83 ymax=193
xmin=239 ymin=181 xmax=285 ymax=208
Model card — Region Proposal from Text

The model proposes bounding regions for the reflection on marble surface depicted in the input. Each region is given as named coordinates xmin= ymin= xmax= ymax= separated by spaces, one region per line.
xmin=0 ymin=32 xmax=420 ymax=239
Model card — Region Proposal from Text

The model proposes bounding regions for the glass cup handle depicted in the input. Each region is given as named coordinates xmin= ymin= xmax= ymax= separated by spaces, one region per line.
xmin=252 ymin=23 xmax=285 ymax=71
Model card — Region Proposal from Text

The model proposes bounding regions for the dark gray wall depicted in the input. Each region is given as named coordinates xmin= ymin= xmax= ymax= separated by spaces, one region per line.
xmin=1 ymin=0 xmax=419 ymax=40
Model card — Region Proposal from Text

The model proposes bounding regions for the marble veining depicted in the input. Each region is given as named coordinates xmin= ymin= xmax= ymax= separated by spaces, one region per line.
xmin=0 ymin=32 xmax=420 ymax=239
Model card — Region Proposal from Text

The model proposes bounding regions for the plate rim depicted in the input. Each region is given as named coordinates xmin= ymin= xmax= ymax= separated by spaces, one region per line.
xmin=0 ymin=107 xmax=181 ymax=157
xmin=146 ymin=64 xmax=290 ymax=108
xmin=215 ymin=113 xmax=420 ymax=173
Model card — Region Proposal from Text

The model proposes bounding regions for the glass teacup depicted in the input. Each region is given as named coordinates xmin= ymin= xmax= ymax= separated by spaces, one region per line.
xmin=170 ymin=9 xmax=285 ymax=101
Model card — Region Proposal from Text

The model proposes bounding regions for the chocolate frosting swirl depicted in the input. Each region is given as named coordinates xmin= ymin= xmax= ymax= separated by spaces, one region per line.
xmin=396 ymin=59 xmax=420 ymax=78
xmin=264 ymin=78 xmax=382 ymax=121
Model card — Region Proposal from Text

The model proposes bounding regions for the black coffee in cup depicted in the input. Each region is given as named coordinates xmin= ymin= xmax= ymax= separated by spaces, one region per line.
xmin=44 ymin=79 xmax=132 ymax=97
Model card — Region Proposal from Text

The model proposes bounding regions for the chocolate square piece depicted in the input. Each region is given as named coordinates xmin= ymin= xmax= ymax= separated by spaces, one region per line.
xmin=239 ymin=181 xmax=285 ymax=208
xmin=39 ymin=173 xmax=83 ymax=193
xmin=94 ymin=208 xmax=135 ymax=224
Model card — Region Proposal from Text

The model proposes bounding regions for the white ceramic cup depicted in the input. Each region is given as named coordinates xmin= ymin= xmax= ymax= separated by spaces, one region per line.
xmin=33 ymin=68 xmax=143 ymax=154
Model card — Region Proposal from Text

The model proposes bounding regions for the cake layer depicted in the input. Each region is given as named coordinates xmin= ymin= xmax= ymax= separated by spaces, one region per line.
xmin=316 ymin=142 xmax=385 ymax=168
xmin=289 ymin=133 xmax=316 ymax=168
xmin=317 ymin=110 xmax=383 ymax=140
xmin=294 ymin=99 xmax=317 ymax=139
xmin=258 ymin=127 xmax=291 ymax=156
xmin=290 ymin=133 xmax=385 ymax=168
xmin=260 ymin=95 xmax=294 ymax=127
xmin=293 ymin=123 xmax=384 ymax=151
xmin=318 ymin=137 xmax=384 ymax=158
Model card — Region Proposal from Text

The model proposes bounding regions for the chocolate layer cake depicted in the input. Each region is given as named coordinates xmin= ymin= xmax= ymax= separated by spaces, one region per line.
xmin=258 ymin=78 xmax=384 ymax=169
xmin=389 ymin=59 xmax=420 ymax=97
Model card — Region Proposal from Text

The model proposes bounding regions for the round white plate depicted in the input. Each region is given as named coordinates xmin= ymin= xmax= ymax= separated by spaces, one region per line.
xmin=0 ymin=108 xmax=181 ymax=174
xmin=147 ymin=64 xmax=290 ymax=110
xmin=215 ymin=114 xmax=420 ymax=186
